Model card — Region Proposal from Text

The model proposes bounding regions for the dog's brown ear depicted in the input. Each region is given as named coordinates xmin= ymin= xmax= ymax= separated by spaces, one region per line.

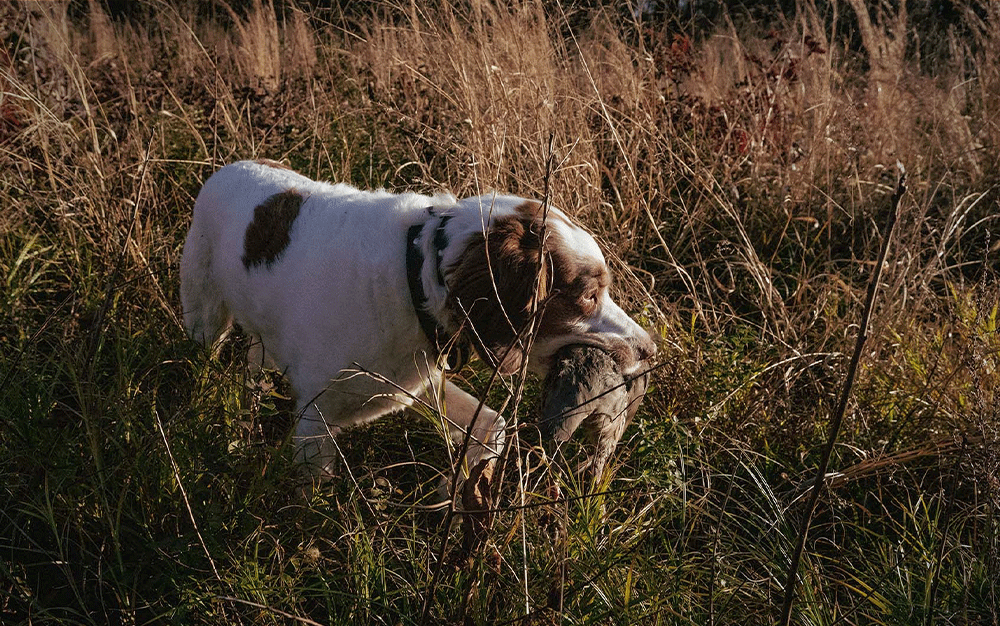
xmin=446 ymin=210 xmax=549 ymax=374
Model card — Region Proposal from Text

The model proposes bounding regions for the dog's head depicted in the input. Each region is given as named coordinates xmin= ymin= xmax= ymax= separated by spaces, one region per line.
xmin=440 ymin=195 xmax=656 ymax=376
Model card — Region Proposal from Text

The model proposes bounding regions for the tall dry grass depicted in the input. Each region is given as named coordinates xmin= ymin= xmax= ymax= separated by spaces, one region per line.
xmin=1 ymin=0 xmax=999 ymax=623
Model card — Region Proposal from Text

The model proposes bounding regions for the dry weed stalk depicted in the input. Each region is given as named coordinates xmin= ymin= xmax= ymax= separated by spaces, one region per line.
xmin=778 ymin=168 xmax=907 ymax=626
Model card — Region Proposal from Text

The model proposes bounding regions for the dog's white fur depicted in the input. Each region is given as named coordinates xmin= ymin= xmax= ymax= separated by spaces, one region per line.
xmin=181 ymin=160 xmax=655 ymax=483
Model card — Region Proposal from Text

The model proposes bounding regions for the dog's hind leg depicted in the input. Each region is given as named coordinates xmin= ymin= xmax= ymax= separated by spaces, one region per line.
xmin=179 ymin=233 xmax=232 ymax=348
xmin=291 ymin=399 xmax=341 ymax=484
xmin=185 ymin=300 xmax=232 ymax=351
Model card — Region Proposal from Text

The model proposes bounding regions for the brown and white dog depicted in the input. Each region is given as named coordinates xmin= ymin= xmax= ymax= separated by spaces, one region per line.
xmin=181 ymin=160 xmax=655 ymax=488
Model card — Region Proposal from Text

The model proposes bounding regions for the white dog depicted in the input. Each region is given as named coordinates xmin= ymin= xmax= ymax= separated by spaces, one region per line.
xmin=181 ymin=159 xmax=655 ymax=492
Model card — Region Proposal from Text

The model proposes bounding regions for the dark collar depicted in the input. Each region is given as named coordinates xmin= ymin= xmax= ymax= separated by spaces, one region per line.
xmin=406 ymin=212 xmax=470 ymax=371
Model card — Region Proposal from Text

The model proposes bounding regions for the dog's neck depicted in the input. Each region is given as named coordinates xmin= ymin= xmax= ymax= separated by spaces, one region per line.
xmin=406 ymin=210 xmax=469 ymax=371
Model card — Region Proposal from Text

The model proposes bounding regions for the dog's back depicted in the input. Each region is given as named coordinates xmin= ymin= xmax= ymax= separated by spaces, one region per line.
xmin=182 ymin=161 xmax=433 ymax=357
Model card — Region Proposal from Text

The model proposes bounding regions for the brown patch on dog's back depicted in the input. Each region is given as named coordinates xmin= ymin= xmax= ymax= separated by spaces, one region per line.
xmin=242 ymin=189 xmax=304 ymax=270
xmin=254 ymin=158 xmax=293 ymax=171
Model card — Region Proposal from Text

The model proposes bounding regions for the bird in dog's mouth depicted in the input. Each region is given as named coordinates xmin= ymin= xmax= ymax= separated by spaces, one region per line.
xmin=539 ymin=344 xmax=651 ymax=480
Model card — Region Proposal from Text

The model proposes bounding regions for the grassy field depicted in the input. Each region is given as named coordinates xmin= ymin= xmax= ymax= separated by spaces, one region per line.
xmin=1 ymin=0 xmax=999 ymax=623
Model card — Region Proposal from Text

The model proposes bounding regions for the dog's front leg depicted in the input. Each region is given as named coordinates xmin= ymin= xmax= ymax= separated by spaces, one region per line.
xmin=443 ymin=380 xmax=506 ymax=482
xmin=442 ymin=380 xmax=506 ymax=550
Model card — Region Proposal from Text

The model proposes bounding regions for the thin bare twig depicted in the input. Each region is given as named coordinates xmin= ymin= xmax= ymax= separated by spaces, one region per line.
xmin=215 ymin=596 xmax=325 ymax=626
xmin=155 ymin=408 xmax=222 ymax=582
xmin=778 ymin=168 xmax=906 ymax=626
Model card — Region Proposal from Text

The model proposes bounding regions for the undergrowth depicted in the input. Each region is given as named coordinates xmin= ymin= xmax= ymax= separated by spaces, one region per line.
xmin=1 ymin=0 xmax=998 ymax=624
